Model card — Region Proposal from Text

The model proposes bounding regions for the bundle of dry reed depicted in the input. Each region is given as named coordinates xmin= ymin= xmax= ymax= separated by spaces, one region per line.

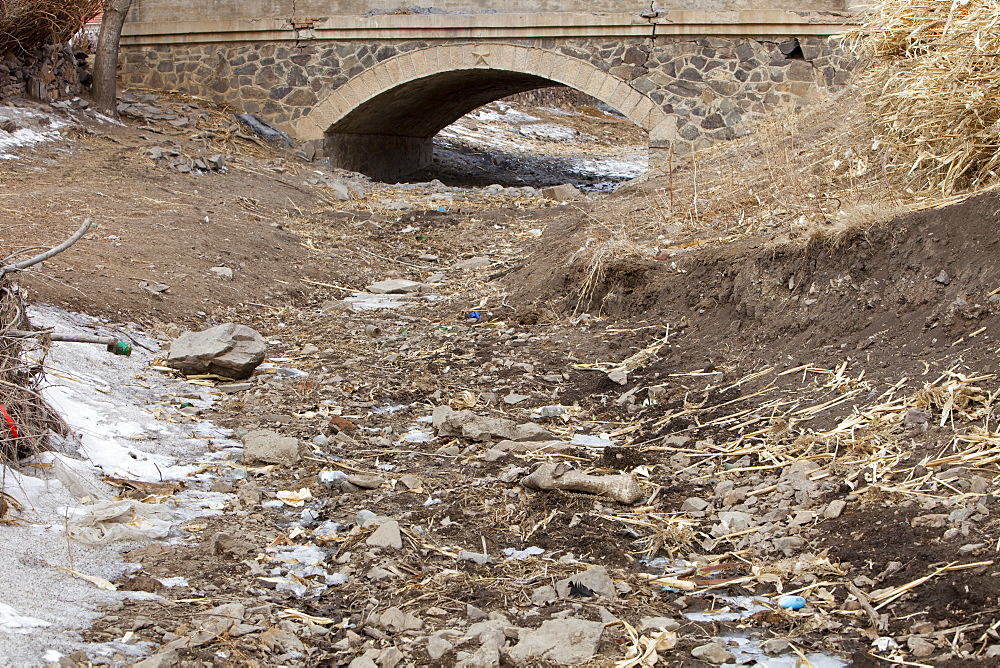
xmin=0 ymin=277 xmax=65 ymax=464
xmin=0 ymin=223 xmax=89 ymax=464
xmin=0 ymin=0 xmax=103 ymax=55
xmin=851 ymin=0 xmax=1000 ymax=194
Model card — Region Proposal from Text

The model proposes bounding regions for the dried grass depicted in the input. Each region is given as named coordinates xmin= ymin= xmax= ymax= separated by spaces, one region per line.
xmin=569 ymin=90 xmax=901 ymax=312
xmin=0 ymin=0 xmax=103 ymax=54
xmin=644 ymin=89 xmax=897 ymax=242
xmin=0 ymin=274 xmax=66 ymax=464
xmin=850 ymin=0 xmax=1000 ymax=194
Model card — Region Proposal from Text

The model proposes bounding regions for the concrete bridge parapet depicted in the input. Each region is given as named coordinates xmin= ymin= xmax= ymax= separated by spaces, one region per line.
xmin=120 ymin=6 xmax=857 ymax=179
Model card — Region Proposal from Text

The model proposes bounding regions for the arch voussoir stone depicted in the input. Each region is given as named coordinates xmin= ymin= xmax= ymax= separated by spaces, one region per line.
xmin=299 ymin=42 xmax=669 ymax=179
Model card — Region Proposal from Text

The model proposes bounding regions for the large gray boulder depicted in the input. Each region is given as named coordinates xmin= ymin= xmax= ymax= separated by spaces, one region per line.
xmin=167 ymin=323 xmax=266 ymax=379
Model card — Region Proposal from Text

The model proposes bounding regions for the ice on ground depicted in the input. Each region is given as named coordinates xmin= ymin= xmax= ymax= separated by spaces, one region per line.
xmin=502 ymin=546 xmax=545 ymax=560
xmin=158 ymin=576 xmax=189 ymax=588
xmin=723 ymin=635 xmax=848 ymax=668
xmin=569 ymin=153 xmax=647 ymax=180
xmin=0 ymin=306 xmax=245 ymax=664
xmin=400 ymin=427 xmax=433 ymax=443
xmin=346 ymin=292 xmax=424 ymax=310
xmin=518 ymin=123 xmax=594 ymax=142
xmin=571 ymin=434 xmax=614 ymax=448
xmin=470 ymin=103 xmax=540 ymax=124
xmin=683 ymin=595 xmax=768 ymax=622
xmin=0 ymin=602 xmax=52 ymax=633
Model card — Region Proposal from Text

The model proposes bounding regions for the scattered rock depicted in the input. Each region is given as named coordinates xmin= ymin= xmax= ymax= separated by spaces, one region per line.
xmin=716 ymin=511 xmax=753 ymax=533
xmin=433 ymin=406 xmax=536 ymax=441
xmin=427 ymin=634 xmax=454 ymax=660
xmin=762 ymin=638 xmax=790 ymax=655
xmin=241 ymin=429 xmax=302 ymax=466
xmin=512 ymin=422 xmax=554 ymax=441
xmin=210 ymin=266 xmax=234 ymax=279
xmin=367 ymin=520 xmax=403 ymax=549
xmin=555 ymin=565 xmax=617 ymax=599
xmin=452 ymin=256 xmax=492 ymax=270
xmin=907 ymin=636 xmax=936 ymax=658
xmin=521 ymin=462 xmax=642 ymax=504
xmin=166 ymin=323 xmax=266 ymax=379
xmin=691 ymin=641 xmax=735 ymax=664
xmin=904 ymin=408 xmax=929 ymax=426
xmin=148 ymin=147 xmax=228 ymax=174
xmin=379 ymin=607 xmax=421 ymax=633
xmin=234 ymin=113 xmax=294 ymax=147
xmin=639 ymin=616 xmax=680 ymax=632
xmin=377 ymin=646 xmax=404 ymax=668
xmin=540 ymin=183 xmax=584 ymax=201
xmin=507 ymin=618 xmax=604 ymax=666
xmin=772 ymin=536 xmax=806 ymax=556
xmin=131 ymin=651 xmax=180 ymax=668
xmin=217 ymin=381 xmax=254 ymax=393
xmin=458 ymin=551 xmax=493 ymax=565
xmin=141 ymin=281 xmax=171 ymax=295
xmin=681 ymin=497 xmax=709 ymax=512
xmin=367 ymin=279 xmax=426 ymax=294
xmin=824 ymin=499 xmax=847 ymax=519
xmin=531 ymin=585 xmax=557 ymax=605
xmin=119 ymin=575 xmax=164 ymax=592
xmin=399 ymin=474 xmax=422 ymax=490
xmin=209 ymin=531 xmax=250 ymax=557
xmin=346 ymin=474 xmax=386 ymax=489
xmin=456 ymin=636 xmax=502 ymax=668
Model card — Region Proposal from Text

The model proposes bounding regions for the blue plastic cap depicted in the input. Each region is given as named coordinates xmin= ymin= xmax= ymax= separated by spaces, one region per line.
xmin=777 ymin=595 xmax=807 ymax=610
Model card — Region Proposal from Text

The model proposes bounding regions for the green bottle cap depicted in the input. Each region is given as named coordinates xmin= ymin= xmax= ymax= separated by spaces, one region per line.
xmin=107 ymin=341 xmax=132 ymax=356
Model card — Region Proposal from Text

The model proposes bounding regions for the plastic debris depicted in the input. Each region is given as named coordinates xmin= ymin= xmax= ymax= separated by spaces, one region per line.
xmin=66 ymin=499 xmax=174 ymax=545
xmin=276 ymin=488 xmax=312 ymax=507
xmin=777 ymin=595 xmax=807 ymax=610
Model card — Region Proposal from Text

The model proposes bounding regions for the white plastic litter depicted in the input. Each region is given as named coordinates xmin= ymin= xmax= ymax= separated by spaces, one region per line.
xmin=66 ymin=499 xmax=174 ymax=545
xmin=502 ymin=546 xmax=545 ymax=560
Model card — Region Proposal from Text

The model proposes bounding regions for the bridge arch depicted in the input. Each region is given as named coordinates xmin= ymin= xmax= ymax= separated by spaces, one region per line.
xmin=292 ymin=44 xmax=672 ymax=181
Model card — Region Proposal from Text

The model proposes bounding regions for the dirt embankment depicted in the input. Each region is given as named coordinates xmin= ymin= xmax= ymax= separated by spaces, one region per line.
xmin=513 ymin=193 xmax=1000 ymax=374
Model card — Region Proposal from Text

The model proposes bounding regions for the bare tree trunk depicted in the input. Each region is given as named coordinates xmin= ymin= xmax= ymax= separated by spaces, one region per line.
xmin=91 ymin=0 xmax=135 ymax=118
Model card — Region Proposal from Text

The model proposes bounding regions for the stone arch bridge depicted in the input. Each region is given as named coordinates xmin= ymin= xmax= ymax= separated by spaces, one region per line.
xmin=121 ymin=1 xmax=858 ymax=180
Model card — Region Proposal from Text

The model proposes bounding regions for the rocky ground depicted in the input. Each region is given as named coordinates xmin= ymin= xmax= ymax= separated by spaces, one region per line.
xmin=2 ymin=88 xmax=1000 ymax=668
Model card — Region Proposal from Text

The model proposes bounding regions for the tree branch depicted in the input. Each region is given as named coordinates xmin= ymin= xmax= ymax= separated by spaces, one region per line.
xmin=0 ymin=218 xmax=93 ymax=278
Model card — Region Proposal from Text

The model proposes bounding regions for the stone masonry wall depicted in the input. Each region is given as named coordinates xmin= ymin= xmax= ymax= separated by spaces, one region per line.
xmin=1 ymin=43 xmax=87 ymax=102
xmin=120 ymin=35 xmax=852 ymax=153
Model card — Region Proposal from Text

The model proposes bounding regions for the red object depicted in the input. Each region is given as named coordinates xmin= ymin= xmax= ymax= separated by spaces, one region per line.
xmin=0 ymin=405 xmax=18 ymax=439
xmin=329 ymin=415 xmax=356 ymax=432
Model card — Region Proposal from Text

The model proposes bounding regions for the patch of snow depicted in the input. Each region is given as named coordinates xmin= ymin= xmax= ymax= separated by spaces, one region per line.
xmin=518 ymin=123 xmax=594 ymax=142
xmin=0 ymin=114 xmax=67 ymax=160
xmin=470 ymin=102 xmax=540 ymax=124
xmin=0 ymin=603 xmax=53 ymax=634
